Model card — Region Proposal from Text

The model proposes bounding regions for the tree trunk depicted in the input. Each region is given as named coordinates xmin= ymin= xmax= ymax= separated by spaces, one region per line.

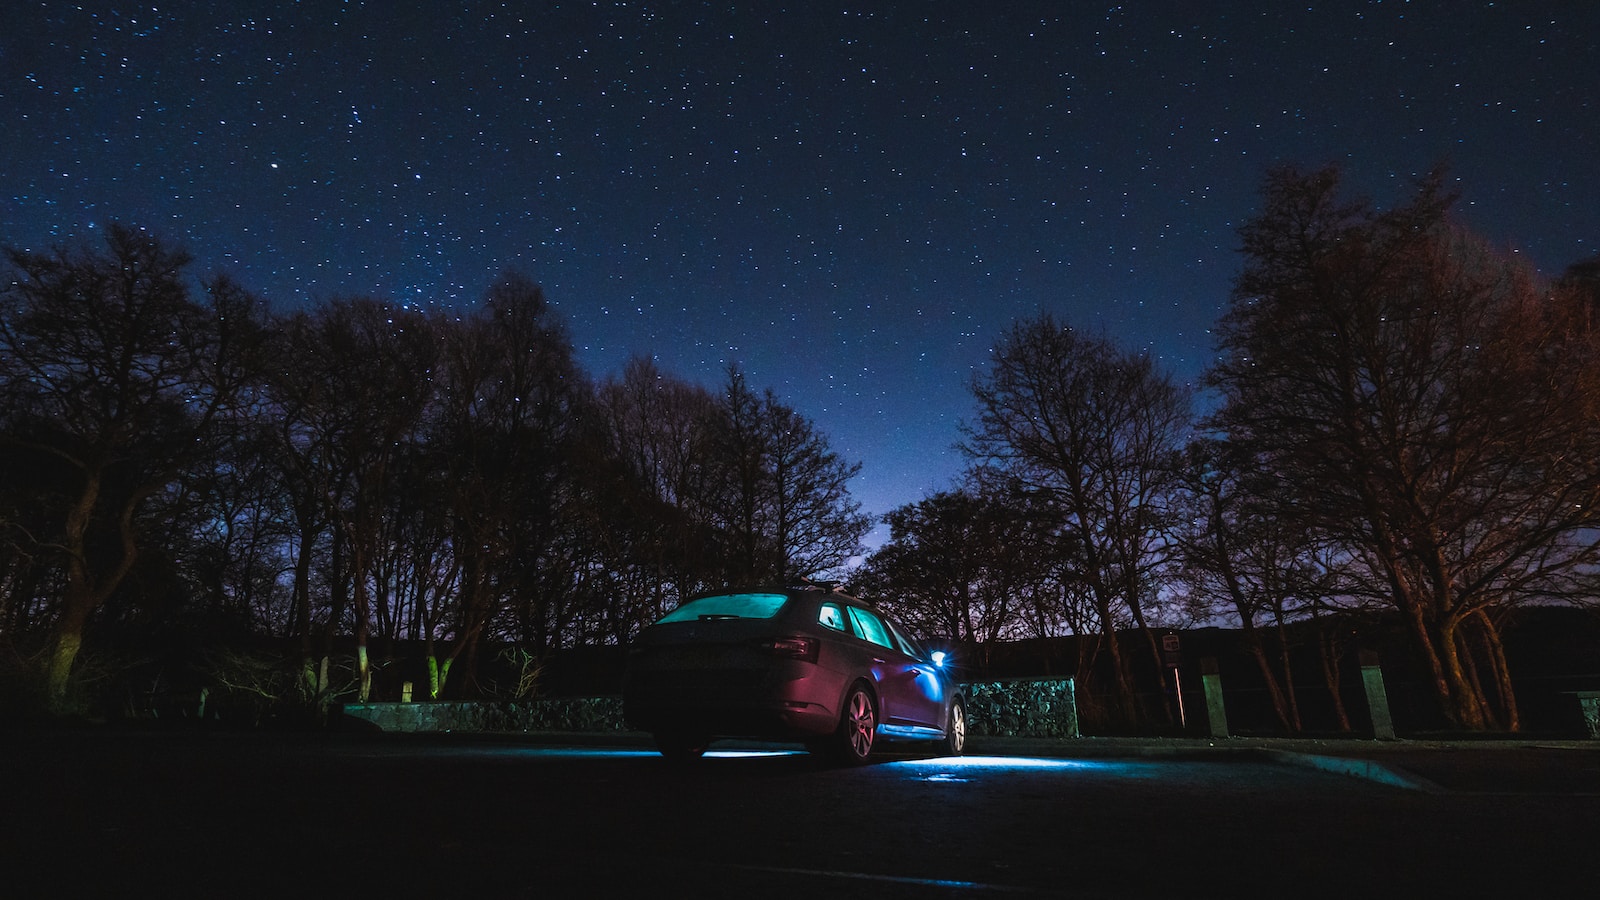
xmin=427 ymin=655 xmax=453 ymax=700
xmin=1241 ymin=623 xmax=1295 ymax=733
xmin=1474 ymin=610 xmax=1520 ymax=732
xmin=1071 ymin=633 xmax=1105 ymax=726
xmin=46 ymin=629 xmax=84 ymax=709
xmin=1398 ymin=589 xmax=1478 ymax=728
xmin=1273 ymin=616 xmax=1303 ymax=732
xmin=48 ymin=473 xmax=143 ymax=708
xmin=1312 ymin=615 xmax=1352 ymax=732
xmin=354 ymin=541 xmax=372 ymax=702
xmin=1093 ymin=598 xmax=1136 ymax=726
xmin=1430 ymin=616 xmax=1491 ymax=730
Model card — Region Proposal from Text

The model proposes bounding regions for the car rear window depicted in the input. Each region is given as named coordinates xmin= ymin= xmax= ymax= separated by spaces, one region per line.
xmin=657 ymin=592 xmax=790 ymax=623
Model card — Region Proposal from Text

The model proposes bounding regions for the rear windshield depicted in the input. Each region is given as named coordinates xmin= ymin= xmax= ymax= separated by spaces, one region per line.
xmin=657 ymin=592 xmax=790 ymax=623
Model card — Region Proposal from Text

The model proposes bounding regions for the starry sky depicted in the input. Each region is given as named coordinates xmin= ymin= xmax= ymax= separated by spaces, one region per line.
xmin=5 ymin=1 xmax=1597 ymax=549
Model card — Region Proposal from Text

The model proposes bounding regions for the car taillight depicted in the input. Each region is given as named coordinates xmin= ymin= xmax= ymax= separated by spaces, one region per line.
xmin=761 ymin=635 xmax=818 ymax=662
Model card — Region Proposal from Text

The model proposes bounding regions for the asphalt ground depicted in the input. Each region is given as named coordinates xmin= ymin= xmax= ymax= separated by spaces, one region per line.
xmin=966 ymin=734 xmax=1600 ymax=795
xmin=12 ymin=725 xmax=1599 ymax=898
xmin=485 ymin=728 xmax=1600 ymax=795
xmin=16 ymin=719 xmax=1600 ymax=794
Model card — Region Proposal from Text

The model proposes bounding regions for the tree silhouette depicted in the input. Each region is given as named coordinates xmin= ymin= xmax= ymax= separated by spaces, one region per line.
xmin=1173 ymin=437 xmax=1359 ymax=732
xmin=853 ymin=485 xmax=1064 ymax=672
xmin=1207 ymin=165 xmax=1600 ymax=730
xmin=963 ymin=315 xmax=1191 ymax=724
xmin=707 ymin=366 xmax=869 ymax=585
xmin=0 ymin=225 xmax=265 ymax=707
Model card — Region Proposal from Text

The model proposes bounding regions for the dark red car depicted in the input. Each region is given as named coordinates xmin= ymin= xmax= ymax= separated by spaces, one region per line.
xmin=623 ymin=586 xmax=966 ymax=764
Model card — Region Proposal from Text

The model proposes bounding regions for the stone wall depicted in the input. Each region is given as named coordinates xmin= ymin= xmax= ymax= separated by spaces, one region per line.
xmin=1577 ymin=692 xmax=1600 ymax=739
xmin=341 ymin=697 xmax=629 ymax=734
xmin=962 ymin=678 xmax=1080 ymax=738
xmin=341 ymin=677 xmax=1080 ymax=738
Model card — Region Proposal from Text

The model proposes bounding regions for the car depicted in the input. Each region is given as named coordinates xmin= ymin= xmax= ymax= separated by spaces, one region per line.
xmin=623 ymin=585 xmax=966 ymax=764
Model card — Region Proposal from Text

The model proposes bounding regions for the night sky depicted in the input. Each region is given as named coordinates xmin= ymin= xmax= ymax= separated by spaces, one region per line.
xmin=5 ymin=1 xmax=1596 ymax=549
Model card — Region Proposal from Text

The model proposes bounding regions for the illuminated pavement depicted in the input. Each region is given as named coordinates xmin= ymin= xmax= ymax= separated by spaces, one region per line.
xmin=6 ymin=728 xmax=1598 ymax=897
xmin=413 ymin=727 xmax=1600 ymax=794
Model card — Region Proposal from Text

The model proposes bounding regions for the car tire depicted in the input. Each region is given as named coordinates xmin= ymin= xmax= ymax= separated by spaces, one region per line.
xmin=824 ymin=683 xmax=877 ymax=766
xmin=937 ymin=700 xmax=967 ymax=756
xmin=654 ymin=732 xmax=709 ymax=762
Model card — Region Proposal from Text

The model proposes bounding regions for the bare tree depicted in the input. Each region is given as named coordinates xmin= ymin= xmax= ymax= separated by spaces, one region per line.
xmin=763 ymin=398 xmax=871 ymax=581
xmin=1174 ymin=437 xmax=1363 ymax=733
xmin=1207 ymin=165 xmax=1600 ymax=730
xmin=267 ymin=297 xmax=437 ymax=701
xmin=428 ymin=273 xmax=585 ymax=694
xmin=592 ymin=356 xmax=725 ymax=617
xmin=853 ymin=485 xmax=1058 ymax=671
xmin=177 ymin=422 xmax=297 ymax=634
xmin=258 ymin=314 xmax=341 ymax=699
xmin=707 ymin=367 xmax=869 ymax=585
xmin=0 ymin=225 xmax=264 ymax=707
xmin=964 ymin=315 xmax=1192 ymax=726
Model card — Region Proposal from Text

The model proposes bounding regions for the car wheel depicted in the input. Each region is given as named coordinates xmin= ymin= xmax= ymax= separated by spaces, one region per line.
xmin=654 ymin=732 xmax=709 ymax=762
xmin=826 ymin=684 xmax=877 ymax=765
xmin=937 ymin=700 xmax=967 ymax=756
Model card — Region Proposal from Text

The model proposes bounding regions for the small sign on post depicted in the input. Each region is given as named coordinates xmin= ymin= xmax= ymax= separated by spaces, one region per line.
xmin=1161 ymin=633 xmax=1182 ymax=668
xmin=1162 ymin=633 xmax=1185 ymax=729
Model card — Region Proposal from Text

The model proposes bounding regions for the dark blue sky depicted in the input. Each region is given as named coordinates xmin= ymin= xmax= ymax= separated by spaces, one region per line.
xmin=5 ymin=1 xmax=1596 ymax=548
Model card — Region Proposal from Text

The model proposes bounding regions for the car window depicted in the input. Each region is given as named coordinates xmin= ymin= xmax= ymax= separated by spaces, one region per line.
xmin=885 ymin=618 xmax=926 ymax=659
xmin=846 ymin=606 xmax=895 ymax=650
xmin=817 ymin=602 xmax=849 ymax=632
xmin=657 ymin=592 xmax=788 ymax=623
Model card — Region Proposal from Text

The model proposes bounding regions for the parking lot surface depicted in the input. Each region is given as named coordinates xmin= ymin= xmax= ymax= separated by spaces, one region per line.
xmin=7 ymin=726 xmax=1599 ymax=897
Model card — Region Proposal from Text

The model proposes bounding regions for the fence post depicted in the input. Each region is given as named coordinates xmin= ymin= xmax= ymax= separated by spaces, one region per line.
xmin=1359 ymin=650 xmax=1397 ymax=740
xmin=1200 ymin=657 xmax=1229 ymax=738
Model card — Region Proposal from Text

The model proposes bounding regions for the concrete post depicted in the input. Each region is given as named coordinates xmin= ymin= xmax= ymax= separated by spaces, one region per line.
xmin=1063 ymin=677 xmax=1082 ymax=738
xmin=1359 ymin=650 xmax=1397 ymax=740
xmin=1200 ymin=657 xmax=1229 ymax=739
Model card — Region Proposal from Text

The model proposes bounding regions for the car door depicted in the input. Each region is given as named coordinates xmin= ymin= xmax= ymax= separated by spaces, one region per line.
xmin=885 ymin=618 xmax=954 ymax=727
xmin=845 ymin=605 xmax=943 ymax=728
